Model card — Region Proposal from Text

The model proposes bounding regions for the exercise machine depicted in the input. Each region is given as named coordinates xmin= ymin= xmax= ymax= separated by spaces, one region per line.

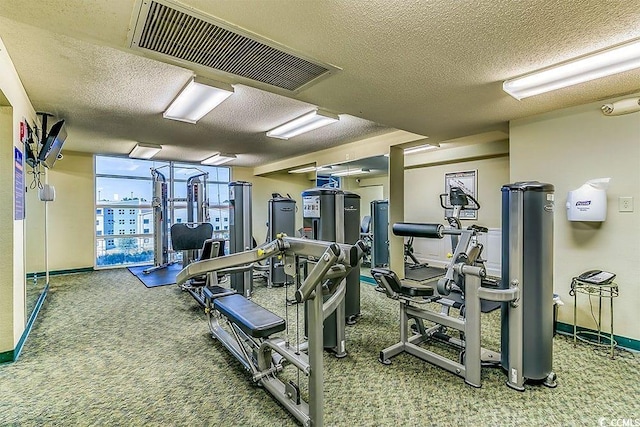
xmin=439 ymin=186 xmax=499 ymax=287
xmin=343 ymin=191 xmax=362 ymax=323
xmin=143 ymin=168 xmax=170 ymax=273
xmin=373 ymin=182 xmax=556 ymax=390
xmin=404 ymin=238 xmax=428 ymax=270
xmin=302 ymin=188 xmax=362 ymax=354
xmin=177 ymin=236 xmax=366 ymax=427
xmin=229 ymin=181 xmax=253 ymax=297
xmin=144 ymin=166 xmax=212 ymax=273
xmin=439 ymin=186 xmax=481 ymax=252
xmin=267 ymin=194 xmax=296 ymax=287
xmin=366 ymin=200 xmax=390 ymax=268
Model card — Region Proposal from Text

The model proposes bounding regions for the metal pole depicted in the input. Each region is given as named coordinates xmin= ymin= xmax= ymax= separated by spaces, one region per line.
xmin=308 ymin=280 xmax=324 ymax=426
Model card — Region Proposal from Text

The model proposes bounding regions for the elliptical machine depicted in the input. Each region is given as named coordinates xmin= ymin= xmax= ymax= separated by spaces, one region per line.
xmin=440 ymin=187 xmax=500 ymax=288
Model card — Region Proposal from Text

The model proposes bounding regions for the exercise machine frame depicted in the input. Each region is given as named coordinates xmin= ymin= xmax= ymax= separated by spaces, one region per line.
xmin=374 ymin=224 xmax=523 ymax=389
xmin=178 ymin=236 xmax=366 ymax=427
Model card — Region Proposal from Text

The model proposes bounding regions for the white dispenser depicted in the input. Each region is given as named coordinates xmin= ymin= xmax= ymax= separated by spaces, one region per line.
xmin=566 ymin=178 xmax=610 ymax=222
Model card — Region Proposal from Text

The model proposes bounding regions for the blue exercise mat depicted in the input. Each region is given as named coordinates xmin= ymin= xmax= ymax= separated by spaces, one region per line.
xmin=127 ymin=263 xmax=183 ymax=288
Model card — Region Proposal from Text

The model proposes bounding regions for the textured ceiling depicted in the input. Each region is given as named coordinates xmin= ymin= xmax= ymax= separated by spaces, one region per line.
xmin=1 ymin=1 xmax=639 ymax=168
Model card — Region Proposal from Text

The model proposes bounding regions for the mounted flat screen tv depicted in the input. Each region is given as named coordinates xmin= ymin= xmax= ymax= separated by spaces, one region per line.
xmin=38 ymin=119 xmax=67 ymax=169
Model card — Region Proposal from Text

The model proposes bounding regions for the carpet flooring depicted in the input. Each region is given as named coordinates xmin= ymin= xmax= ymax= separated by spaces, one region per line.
xmin=1 ymin=268 xmax=638 ymax=426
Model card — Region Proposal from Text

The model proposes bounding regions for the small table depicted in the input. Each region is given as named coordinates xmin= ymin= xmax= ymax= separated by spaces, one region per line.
xmin=571 ymin=277 xmax=619 ymax=358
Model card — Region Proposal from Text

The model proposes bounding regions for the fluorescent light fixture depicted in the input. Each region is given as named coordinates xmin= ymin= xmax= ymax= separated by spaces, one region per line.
xmin=201 ymin=153 xmax=236 ymax=166
xmin=331 ymin=168 xmax=370 ymax=177
xmin=129 ymin=143 xmax=162 ymax=159
xmin=289 ymin=166 xmax=317 ymax=174
xmin=404 ymin=143 xmax=440 ymax=155
xmin=503 ymin=38 xmax=640 ymax=100
xmin=289 ymin=165 xmax=333 ymax=174
xmin=267 ymin=109 xmax=339 ymax=139
xmin=164 ymin=77 xmax=234 ymax=123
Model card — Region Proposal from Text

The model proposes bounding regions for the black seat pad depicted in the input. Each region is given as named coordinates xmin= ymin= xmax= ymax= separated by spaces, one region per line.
xmin=214 ymin=294 xmax=285 ymax=339
xmin=399 ymin=282 xmax=434 ymax=297
xmin=203 ymin=285 xmax=236 ymax=301
xmin=372 ymin=268 xmax=434 ymax=297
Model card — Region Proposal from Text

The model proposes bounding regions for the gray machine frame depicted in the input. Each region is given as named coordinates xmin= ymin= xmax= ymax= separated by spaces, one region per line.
xmin=377 ymin=181 xmax=556 ymax=390
xmin=143 ymin=168 xmax=170 ymax=274
xmin=144 ymin=165 xmax=211 ymax=274
xmin=375 ymin=225 xmax=523 ymax=388
xmin=177 ymin=237 xmax=366 ymax=427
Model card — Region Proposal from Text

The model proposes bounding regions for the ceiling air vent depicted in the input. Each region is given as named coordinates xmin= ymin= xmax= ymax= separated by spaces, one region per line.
xmin=128 ymin=0 xmax=337 ymax=92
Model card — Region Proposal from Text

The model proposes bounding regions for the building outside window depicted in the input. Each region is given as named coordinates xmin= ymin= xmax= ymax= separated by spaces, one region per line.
xmin=95 ymin=156 xmax=230 ymax=268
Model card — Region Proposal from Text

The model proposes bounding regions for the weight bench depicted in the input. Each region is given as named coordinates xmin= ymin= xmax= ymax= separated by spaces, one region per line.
xmin=214 ymin=294 xmax=285 ymax=339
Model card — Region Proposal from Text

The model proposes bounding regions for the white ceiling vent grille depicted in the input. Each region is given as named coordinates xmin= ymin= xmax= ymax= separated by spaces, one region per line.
xmin=129 ymin=0 xmax=336 ymax=91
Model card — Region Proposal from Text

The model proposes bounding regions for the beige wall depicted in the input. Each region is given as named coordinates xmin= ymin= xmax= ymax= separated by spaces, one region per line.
xmin=47 ymin=151 xmax=95 ymax=270
xmin=510 ymin=95 xmax=640 ymax=340
xmin=0 ymin=35 xmax=37 ymax=353
xmin=232 ymin=167 xmax=314 ymax=242
xmin=0 ymin=106 xmax=17 ymax=353
xmin=341 ymin=176 xmax=385 ymax=218
xmin=404 ymin=156 xmax=509 ymax=228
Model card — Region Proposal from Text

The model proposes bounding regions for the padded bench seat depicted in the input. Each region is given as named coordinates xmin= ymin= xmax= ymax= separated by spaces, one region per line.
xmin=203 ymin=285 xmax=236 ymax=301
xmin=371 ymin=268 xmax=435 ymax=297
xmin=214 ymin=294 xmax=286 ymax=339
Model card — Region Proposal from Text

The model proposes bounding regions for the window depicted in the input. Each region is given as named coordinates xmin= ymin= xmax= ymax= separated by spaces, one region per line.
xmin=95 ymin=156 xmax=230 ymax=268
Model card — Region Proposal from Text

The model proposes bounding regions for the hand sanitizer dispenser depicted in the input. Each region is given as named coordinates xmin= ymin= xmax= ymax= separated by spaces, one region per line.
xmin=566 ymin=178 xmax=610 ymax=222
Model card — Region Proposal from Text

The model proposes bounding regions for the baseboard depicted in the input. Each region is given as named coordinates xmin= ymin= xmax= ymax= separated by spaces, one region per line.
xmin=26 ymin=267 xmax=94 ymax=278
xmin=0 ymin=349 xmax=14 ymax=363
xmin=0 ymin=281 xmax=50 ymax=364
xmin=555 ymin=322 xmax=639 ymax=352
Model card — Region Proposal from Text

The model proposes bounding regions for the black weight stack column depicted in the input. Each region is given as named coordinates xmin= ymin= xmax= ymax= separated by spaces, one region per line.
xmin=501 ymin=181 xmax=555 ymax=384
xmin=343 ymin=191 xmax=361 ymax=323
xmin=302 ymin=188 xmax=344 ymax=351
xmin=229 ymin=181 xmax=253 ymax=297
xmin=268 ymin=195 xmax=296 ymax=286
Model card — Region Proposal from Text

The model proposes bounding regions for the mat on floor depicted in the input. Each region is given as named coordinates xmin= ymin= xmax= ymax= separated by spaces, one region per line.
xmin=127 ymin=263 xmax=183 ymax=288
xmin=404 ymin=265 xmax=446 ymax=282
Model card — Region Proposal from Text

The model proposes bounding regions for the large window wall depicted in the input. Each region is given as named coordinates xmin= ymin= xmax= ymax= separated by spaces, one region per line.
xmin=95 ymin=156 xmax=230 ymax=268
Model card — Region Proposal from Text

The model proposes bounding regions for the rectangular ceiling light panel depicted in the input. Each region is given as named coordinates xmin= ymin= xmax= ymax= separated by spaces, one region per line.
xmin=129 ymin=143 xmax=162 ymax=159
xmin=267 ymin=109 xmax=340 ymax=139
xmin=504 ymin=38 xmax=640 ymax=99
xmin=201 ymin=153 xmax=236 ymax=165
xmin=130 ymin=0 xmax=337 ymax=92
xmin=164 ymin=77 xmax=234 ymax=123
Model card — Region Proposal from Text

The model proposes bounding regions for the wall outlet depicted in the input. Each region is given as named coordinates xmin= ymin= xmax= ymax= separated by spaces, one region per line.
xmin=619 ymin=196 xmax=633 ymax=212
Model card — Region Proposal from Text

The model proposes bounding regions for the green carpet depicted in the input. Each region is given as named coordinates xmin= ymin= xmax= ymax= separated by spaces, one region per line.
xmin=1 ymin=269 xmax=638 ymax=426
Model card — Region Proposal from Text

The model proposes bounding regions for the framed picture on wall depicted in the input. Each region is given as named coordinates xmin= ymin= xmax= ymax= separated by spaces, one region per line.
xmin=444 ymin=170 xmax=478 ymax=220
